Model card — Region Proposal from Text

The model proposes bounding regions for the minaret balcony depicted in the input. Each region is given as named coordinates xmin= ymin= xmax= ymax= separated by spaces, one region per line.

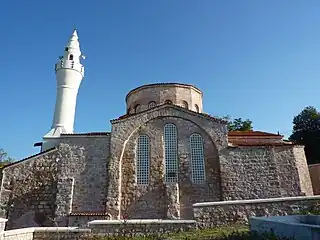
xmin=55 ymin=60 xmax=84 ymax=74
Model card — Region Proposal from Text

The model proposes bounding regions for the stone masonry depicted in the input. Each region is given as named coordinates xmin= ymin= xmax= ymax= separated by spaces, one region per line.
xmin=219 ymin=145 xmax=313 ymax=201
xmin=193 ymin=196 xmax=320 ymax=228
xmin=0 ymin=82 xmax=314 ymax=230
xmin=0 ymin=148 xmax=59 ymax=229
xmin=126 ymin=83 xmax=203 ymax=113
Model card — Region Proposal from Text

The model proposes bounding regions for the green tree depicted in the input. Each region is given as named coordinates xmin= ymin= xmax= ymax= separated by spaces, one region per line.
xmin=0 ymin=148 xmax=14 ymax=166
xmin=289 ymin=106 xmax=320 ymax=165
xmin=223 ymin=115 xmax=253 ymax=131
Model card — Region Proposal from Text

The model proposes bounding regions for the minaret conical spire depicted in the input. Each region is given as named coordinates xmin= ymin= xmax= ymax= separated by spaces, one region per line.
xmin=66 ymin=29 xmax=81 ymax=53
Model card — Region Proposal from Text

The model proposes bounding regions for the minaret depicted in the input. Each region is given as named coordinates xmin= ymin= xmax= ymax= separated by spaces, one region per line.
xmin=42 ymin=29 xmax=85 ymax=151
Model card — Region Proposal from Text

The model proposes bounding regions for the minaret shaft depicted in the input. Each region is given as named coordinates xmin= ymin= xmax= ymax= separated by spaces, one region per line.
xmin=42 ymin=30 xmax=85 ymax=151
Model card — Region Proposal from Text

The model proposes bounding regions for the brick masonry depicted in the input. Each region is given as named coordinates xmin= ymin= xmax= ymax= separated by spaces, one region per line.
xmin=126 ymin=83 xmax=203 ymax=113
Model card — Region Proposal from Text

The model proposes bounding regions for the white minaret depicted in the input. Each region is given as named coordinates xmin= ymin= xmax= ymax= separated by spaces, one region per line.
xmin=42 ymin=29 xmax=85 ymax=151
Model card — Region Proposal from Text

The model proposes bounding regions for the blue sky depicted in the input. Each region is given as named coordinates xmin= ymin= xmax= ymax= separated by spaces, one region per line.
xmin=1 ymin=0 xmax=320 ymax=160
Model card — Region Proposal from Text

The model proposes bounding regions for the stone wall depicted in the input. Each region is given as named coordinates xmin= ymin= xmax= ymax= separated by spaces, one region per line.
xmin=88 ymin=219 xmax=196 ymax=237
xmin=193 ymin=195 xmax=320 ymax=228
xmin=56 ymin=135 xmax=110 ymax=219
xmin=0 ymin=148 xmax=59 ymax=230
xmin=120 ymin=116 xmax=221 ymax=220
xmin=2 ymin=227 xmax=90 ymax=240
xmin=309 ymin=163 xmax=320 ymax=195
xmin=107 ymin=105 xmax=228 ymax=219
xmin=126 ymin=83 xmax=203 ymax=113
xmin=292 ymin=146 xmax=313 ymax=196
xmin=68 ymin=214 xmax=110 ymax=228
xmin=219 ymin=145 xmax=312 ymax=201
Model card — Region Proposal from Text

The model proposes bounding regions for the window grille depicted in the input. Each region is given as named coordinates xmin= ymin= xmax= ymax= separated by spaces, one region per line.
xmin=136 ymin=135 xmax=150 ymax=185
xmin=164 ymin=124 xmax=178 ymax=183
xmin=190 ymin=133 xmax=206 ymax=183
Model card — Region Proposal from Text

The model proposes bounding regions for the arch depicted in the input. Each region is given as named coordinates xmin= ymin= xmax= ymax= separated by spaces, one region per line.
xmin=117 ymin=114 xmax=222 ymax=217
xmin=165 ymin=100 xmax=172 ymax=104
xmin=182 ymin=101 xmax=188 ymax=109
xmin=194 ymin=104 xmax=199 ymax=113
xmin=136 ymin=135 xmax=150 ymax=185
xmin=164 ymin=123 xmax=178 ymax=183
xmin=69 ymin=54 xmax=74 ymax=60
xmin=190 ymin=133 xmax=206 ymax=184
xmin=134 ymin=104 xmax=141 ymax=113
xmin=148 ymin=101 xmax=156 ymax=109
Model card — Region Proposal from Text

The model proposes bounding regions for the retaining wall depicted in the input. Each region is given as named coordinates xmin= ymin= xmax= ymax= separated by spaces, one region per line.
xmin=193 ymin=195 xmax=320 ymax=228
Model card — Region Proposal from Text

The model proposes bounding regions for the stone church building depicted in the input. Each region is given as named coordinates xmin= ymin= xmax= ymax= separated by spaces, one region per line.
xmin=0 ymin=30 xmax=313 ymax=229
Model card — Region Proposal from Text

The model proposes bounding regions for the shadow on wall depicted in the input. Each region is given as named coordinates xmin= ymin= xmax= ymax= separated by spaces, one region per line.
xmin=309 ymin=164 xmax=320 ymax=195
xmin=6 ymin=184 xmax=57 ymax=230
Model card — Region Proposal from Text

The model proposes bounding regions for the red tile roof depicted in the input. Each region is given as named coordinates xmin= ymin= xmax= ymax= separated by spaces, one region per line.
xmin=230 ymin=142 xmax=295 ymax=147
xmin=60 ymin=132 xmax=110 ymax=136
xmin=69 ymin=212 xmax=107 ymax=216
xmin=228 ymin=131 xmax=283 ymax=137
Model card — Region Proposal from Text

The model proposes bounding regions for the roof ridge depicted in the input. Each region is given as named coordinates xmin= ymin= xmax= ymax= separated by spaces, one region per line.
xmin=2 ymin=147 xmax=58 ymax=169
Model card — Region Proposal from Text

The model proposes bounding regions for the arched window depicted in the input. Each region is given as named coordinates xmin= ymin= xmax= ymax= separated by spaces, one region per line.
xmin=148 ymin=101 xmax=156 ymax=109
xmin=194 ymin=104 xmax=199 ymax=113
xmin=165 ymin=100 xmax=172 ymax=104
xmin=127 ymin=108 xmax=131 ymax=114
xmin=69 ymin=54 xmax=74 ymax=60
xmin=134 ymin=104 xmax=141 ymax=113
xmin=136 ymin=135 xmax=150 ymax=185
xmin=164 ymin=124 xmax=178 ymax=183
xmin=182 ymin=101 xmax=188 ymax=109
xmin=190 ymin=133 xmax=205 ymax=184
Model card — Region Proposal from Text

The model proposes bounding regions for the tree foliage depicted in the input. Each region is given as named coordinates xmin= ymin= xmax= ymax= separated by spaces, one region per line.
xmin=289 ymin=106 xmax=320 ymax=164
xmin=223 ymin=116 xmax=253 ymax=132
xmin=0 ymin=148 xmax=14 ymax=166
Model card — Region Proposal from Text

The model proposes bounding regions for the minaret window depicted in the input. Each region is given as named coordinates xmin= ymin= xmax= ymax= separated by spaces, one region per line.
xmin=182 ymin=101 xmax=188 ymax=109
xmin=69 ymin=54 xmax=74 ymax=60
xmin=65 ymin=47 xmax=69 ymax=51
xmin=164 ymin=123 xmax=178 ymax=183
xmin=195 ymin=104 xmax=199 ymax=113
xmin=148 ymin=101 xmax=156 ymax=109
xmin=190 ymin=133 xmax=206 ymax=184
xmin=136 ymin=135 xmax=150 ymax=185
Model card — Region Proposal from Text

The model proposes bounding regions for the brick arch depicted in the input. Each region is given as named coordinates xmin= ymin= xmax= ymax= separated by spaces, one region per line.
xmin=119 ymin=115 xmax=222 ymax=219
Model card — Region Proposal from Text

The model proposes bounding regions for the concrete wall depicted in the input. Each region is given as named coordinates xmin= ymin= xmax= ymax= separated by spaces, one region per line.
xmin=193 ymin=195 xmax=320 ymax=228
xmin=219 ymin=145 xmax=313 ymax=201
xmin=309 ymin=163 xmax=320 ymax=195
